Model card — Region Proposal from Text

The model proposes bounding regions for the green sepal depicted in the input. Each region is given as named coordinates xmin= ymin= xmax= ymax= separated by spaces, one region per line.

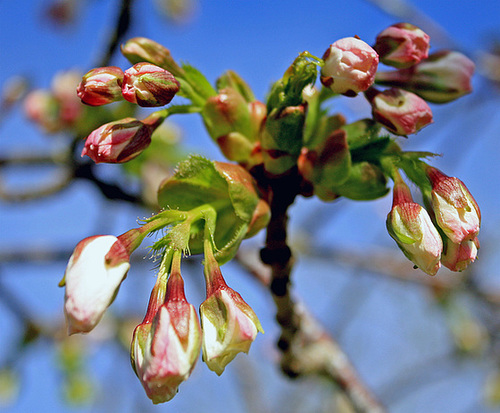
xmin=341 ymin=119 xmax=384 ymax=151
xmin=266 ymin=52 xmax=318 ymax=113
xmin=178 ymin=63 xmax=217 ymax=104
xmin=394 ymin=152 xmax=439 ymax=194
xmin=321 ymin=161 xmax=389 ymax=201
xmin=216 ymin=70 xmax=255 ymax=102
xmin=157 ymin=156 xmax=262 ymax=263
xmin=261 ymin=104 xmax=306 ymax=175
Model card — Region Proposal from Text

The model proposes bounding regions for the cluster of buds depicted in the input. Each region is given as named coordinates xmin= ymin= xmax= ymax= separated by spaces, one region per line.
xmin=24 ymin=70 xmax=83 ymax=133
xmin=317 ymin=23 xmax=474 ymax=137
xmin=77 ymin=62 xmax=179 ymax=107
xmin=63 ymin=25 xmax=482 ymax=405
xmin=201 ymin=71 xmax=266 ymax=165
xmin=61 ymin=157 xmax=268 ymax=403
xmin=77 ymin=61 xmax=181 ymax=163
xmin=386 ymin=166 xmax=480 ymax=275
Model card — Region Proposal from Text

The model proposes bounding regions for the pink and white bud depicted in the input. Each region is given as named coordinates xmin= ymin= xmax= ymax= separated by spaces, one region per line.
xmin=200 ymin=287 xmax=263 ymax=375
xmin=200 ymin=253 xmax=263 ymax=375
xmin=24 ymin=90 xmax=60 ymax=132
xmin=387 ymin=183 xmax=443 ymax=275
xmin=122 ymin=63 xmax=180 ymax=107
xmin=441 ymin=237 xmax=479 ymax=272
xmin=62 ymin=235 xmax=130 ymax=334
xmin=374 ymin=23 xmax=430 ymax=69
xmin=368 ymin=87 xmax=433 ymax=135
xmin=77 ymin=66 xmax=124 ymax=106
xmin=132 ymin=272 xmax=201 ymax=404
xmin=375 ymin=51 xmax=475 ymax=103
xmin=427 ymin=168 xmax=481 ymax=244
xmin=81 ymin=117 xmax=152 ymax=164
xmin=320 ymin=37 xmax=379 ymax=96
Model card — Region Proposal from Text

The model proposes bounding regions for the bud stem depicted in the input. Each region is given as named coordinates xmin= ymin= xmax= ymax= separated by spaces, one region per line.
xmin=118 ymin=210 xmax=188 ymax=255
xmin=142 ymin=248 xmax=175 ymax=324
xmin=203 ymin=237 xmax=228 ymax=297
xmin=165 ymin=250 xmax=187 ymax=302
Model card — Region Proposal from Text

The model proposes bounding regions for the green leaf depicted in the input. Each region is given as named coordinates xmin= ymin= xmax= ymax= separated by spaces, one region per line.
xmin=181 ymin=63 xmax=217 ymax=101
xmin=157 ymin=156 xmax=261 ymax=263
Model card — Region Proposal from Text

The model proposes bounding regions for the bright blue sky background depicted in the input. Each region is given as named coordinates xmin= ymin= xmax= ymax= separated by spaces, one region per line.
xmin=1 ymin=1 xmax=500 ymax=412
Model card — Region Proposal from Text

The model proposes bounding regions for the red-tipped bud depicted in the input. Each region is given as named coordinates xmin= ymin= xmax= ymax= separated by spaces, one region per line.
xmin=201 ymin=249 xmax=263 ymax=375
xmin=367 ymin=87 xmax=433 ymax=135
xmin=320 ymin=37 xmax=379 ymax=96
xmin=131 ymin=271 xmax=201 ymax=404
xmin=374 ymin=23 xmax=430 ymax=69
xmin=376 ymin=51 xmax=475 ymax=103
xmin=427 ymin=168 xmax=481 ymax=244
xmin=81 ymin=117 xmax=152 ymax=164
xmin=441 ymin=237 xmax=479 ymax=272
xmin=122 ymin=63 xmax=180 ymax=107
xmin=61 ymin=235 xmax=130 ymax=334
xmin=298 ymin=129 xmax=351 ymax=188
xmin=77 ymin=66 xmax=124 ymax=106
xmin=387 ymin=182 xmax=443 ymax=275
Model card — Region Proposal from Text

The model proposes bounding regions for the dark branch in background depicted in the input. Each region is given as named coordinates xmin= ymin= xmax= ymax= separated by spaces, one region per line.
xmin=255 ymin=168 xmax=386 ymax=413
xmin=73 ymin=162 xmax=141 ymax=204
xmin=97 ymin=0 xmax=135 ymax=67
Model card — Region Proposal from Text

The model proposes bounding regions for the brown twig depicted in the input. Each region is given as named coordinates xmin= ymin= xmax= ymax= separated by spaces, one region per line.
xmin=236 ymin=244 xmax=386 ymax=413
xmin=96 ymin=0 xmax=135 ymax=67
xmin=249 ymin=168 xmax=386 ymax=413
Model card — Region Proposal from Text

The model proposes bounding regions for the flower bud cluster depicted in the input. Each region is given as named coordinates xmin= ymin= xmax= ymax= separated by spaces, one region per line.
xmin=77 ymin=63 xmax=180 ymax=108
xmin=319 ymin=23 xmax=474 ymax=137
xmin=61 ymin=161 xmax=266 ymax=403
xmin=201 ymin=71 xmax=266 ymax=165
xmin=373 ymin=23 xmax=474 ymax=111
xmin=386 ymin=167 xmax=480 ymax=275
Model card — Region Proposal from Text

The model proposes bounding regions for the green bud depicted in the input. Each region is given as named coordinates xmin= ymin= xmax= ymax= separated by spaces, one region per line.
xmin=298 ymin=129 xmax=351 ymax=188
xmin=261 ymin=104 xmax=306 ymax=175
xmin=157 ymin=156 xmax=268 ymax=263
xmin=216 ymin=70 xmax=256 ymax=102
xmin=325 ymin=161 xmax=389 ymax=201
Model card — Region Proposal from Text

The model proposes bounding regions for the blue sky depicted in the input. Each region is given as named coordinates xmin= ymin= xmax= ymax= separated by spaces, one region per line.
xmin=1 ymin=1 xmax=500 ymax=412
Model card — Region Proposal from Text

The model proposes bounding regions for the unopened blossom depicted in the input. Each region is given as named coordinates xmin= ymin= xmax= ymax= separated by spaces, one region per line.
xmin=24 ymin=71 xmax=83 ymax=133
xmin=81 ymin=117 xmax=152 ymax=163
xmin=297 ymin=129 xmax=351 ymax=188
xmin=24 ymin=90 xmax=60 ymax=133
xmin=202 ymin=88 xmax=266 ymax=162
xmin=201 ymin=245 xmax=263 ymax=375
xmin=375 ymin=51 xmax=475 ymax=103
xmin=374 ymin=23 xmax=430 ymax=68
xmin=122 ymin=63 xmax=180 ymax=107
xmin=368 ymin=87 xmax=433 ymax=135
xmin=121 ymin=37 xmax=185 ymax=78
xmin=62 ymin=235 xmax=130 ymax=334
xmin=387 ymin=182 xmax=443 ymax=275
xmin=427 ymin=167 xmax=481 ymax=244
xmin=132 ymin=268 xmax=201 ymax=404
xmin=320 ymin=37 xmax=379 ymax=96
xmin=200 ymin=287 xmax=263 ymax=375
xmin=77 ymin=66 xmax=124 ymax=106
xmin=441 ymin=237 xmax=479 ymax=272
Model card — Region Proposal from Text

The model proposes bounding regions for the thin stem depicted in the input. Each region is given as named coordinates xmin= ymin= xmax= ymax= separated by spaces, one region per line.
xmin=141 ymin=248 xmax=174 ymax=324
